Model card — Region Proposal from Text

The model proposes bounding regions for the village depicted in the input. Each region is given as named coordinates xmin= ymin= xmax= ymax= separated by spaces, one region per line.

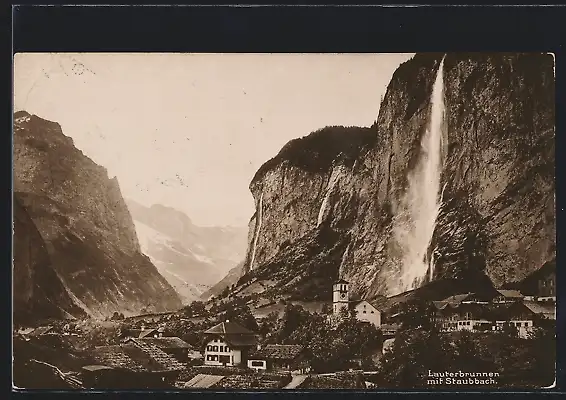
xmin=13 ymin=259 xmax=556 ymax=390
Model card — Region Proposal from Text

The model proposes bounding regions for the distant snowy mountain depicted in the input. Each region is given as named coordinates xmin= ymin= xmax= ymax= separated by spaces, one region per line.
xmin=127 ymin=200 xmax=247 ymax=304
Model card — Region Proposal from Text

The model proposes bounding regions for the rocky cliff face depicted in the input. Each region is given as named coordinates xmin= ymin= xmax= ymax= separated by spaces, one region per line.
xmin=240 ymin=53 xmax=555 ymax=301
xmin=13 ymin=112 xmax=182 ymax=319
xmin=13 ymin=197 xmax=86 ymax=324
xmin=126 ymin=199 xmax=247 ymax=303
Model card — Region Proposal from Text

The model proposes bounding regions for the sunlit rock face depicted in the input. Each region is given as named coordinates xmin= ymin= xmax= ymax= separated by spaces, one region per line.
xmin=238 ymin=53 xmax=555 ymax=301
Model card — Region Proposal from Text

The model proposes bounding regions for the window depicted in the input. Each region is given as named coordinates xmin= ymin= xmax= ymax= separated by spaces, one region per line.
xmin=371 ymin=311 xmax=374 ymax=314
xmin=206 ymin=345 xmax=212 ymax=351
xmin=213 ymin=346 xmax=218 ymax=352
xmin=219 ymin=346 xmax=224 ymax=352
xmin=226 ymin=346 xmax=230 ymax=352
xmin=363 ymin=311 xmax=367 ymax=314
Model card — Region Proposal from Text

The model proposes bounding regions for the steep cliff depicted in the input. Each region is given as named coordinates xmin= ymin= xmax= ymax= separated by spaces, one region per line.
xmin=239 ymin=53 xmax=555 ymax=301
xmin=127 ymin=199 xmax=247 ymax=303
xmin=13 ymin=197 xmax=86 ymax=324
xmin=13 ymin=112 xmax=182 ymax=319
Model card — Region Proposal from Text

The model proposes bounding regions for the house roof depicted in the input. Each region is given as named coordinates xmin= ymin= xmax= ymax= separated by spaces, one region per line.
xmin=138 ymin=328 xmax=158 ymax=338
xmin=351 ymin=300 xmax=381 ymax=312
xmin=496 ymin=289 xmax=523 ymax=298
xmin=441 ymin=293 xmax=473 ymax=304
xmin=140 ymin=337 xmax=190 ymax=349
xmin=223 ymin=333 xmax=258 ymax=347
xmin=250 ymin=344 xmax=303 ymax=360
xmin=433 ymin=301 xmax=449 ymax=310
xmin=368 ymin=296 xmax=389 ymax=310
xmin=523 ymin=301 xmax=556 ymax=320
xmin=18 ymin=327 xmax=36 ymax=335
xmin=204 ymin=321 xmax=254 ymax=335
xmin=82 ymin=365 xmax=115 ymax=372
xmin=92 ymin=339 xmax=185 ymax=373
xmin=487 ymin=302 xmax=534 ymax=320
xmin=30 ymin=326 xmax=54 ymax=336
xmin=183 ymin=374 xmax=225 ymax=389
xmin=334 ymin=279 xmax=349 ymax=284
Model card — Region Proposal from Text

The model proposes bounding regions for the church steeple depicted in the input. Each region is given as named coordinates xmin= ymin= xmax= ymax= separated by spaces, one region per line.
xmin=332 ymin=278 xmax=349 ymax=315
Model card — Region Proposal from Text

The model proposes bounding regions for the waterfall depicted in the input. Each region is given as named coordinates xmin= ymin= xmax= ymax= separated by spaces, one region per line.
xmin=393 ymin=57 xmax=447 ymax=293
xmin=317 ymin=166 xmax=344 ymax=227
xmin=248 ymin=191 xmax=264 ymax=271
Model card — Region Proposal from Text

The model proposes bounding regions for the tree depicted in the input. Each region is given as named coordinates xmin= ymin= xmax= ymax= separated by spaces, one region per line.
xmin=225 ymin=305 xmax=259 ymax=332
xmin=183 ymin=301 xmax=207 ymax=317
xmin=399 ymin=299 xmax=435 ymax=330
xmin=258 ymin=311 xmax=280 ymax=341
xmin=376 ymin=327 xmax=457 ymax=388
xmin=277 ymin=304 xmax=311 ymax=342
xmin=110 ymin=312 xmax=124 ymax=321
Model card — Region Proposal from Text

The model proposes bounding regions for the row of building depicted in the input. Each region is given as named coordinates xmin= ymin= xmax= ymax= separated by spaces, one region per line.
xmin=70 ymin=320 xmax=309 ymax=388
xmin=200 ymin=261 xmax=558 ymax=373
xmin=329 ymin=260 xmax=556 ymax=339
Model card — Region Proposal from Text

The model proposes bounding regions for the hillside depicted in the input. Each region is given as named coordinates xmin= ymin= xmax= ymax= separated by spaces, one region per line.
xmin=200 ymin=262 xmax=244 ymax=301
xmin=13 ymin=112 xmax=182 ymax=320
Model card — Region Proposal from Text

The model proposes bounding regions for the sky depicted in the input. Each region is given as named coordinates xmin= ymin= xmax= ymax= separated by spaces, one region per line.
xmin=14 ymin=53 xmax=414 ymax=227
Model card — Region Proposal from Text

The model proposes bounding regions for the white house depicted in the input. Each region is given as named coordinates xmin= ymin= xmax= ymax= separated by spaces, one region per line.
xmin=203 ymin=320 xmax=257 ymax=367
xmin=353 ymin=300 xmax=381 ymax=326
xmin=331 ymin=279 xmax=382 ymax=328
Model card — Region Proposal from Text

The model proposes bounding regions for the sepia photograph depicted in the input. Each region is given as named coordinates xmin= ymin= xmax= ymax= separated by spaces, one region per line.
xmin=12 ymin=52 xmax=556 ymax=390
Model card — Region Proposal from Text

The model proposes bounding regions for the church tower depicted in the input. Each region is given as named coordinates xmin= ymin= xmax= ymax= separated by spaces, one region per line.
xmin=333 ymin=278 xmax=349 ymax=316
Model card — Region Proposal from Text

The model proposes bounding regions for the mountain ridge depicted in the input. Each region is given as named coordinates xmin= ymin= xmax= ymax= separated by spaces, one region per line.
xmin=126 ymin=198 xmax=247 ymax=304
xmin=13 ymin=111 xmax=182 ymax=321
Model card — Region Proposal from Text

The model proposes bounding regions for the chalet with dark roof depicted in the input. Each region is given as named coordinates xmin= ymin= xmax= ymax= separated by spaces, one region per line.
xmin=85 ymin=338 xmax=184 ymax=388
xmin=433 ymin=299 xmax=493 ymax=332
xmin=514 ymin=259 xmax=556 ymax=301
xmin=140 ymin=337 xmax=192 ymax=362
xmin=489 ymin=302 xmax=537 ymax=338
xmin=247 ymin=344 xmax=309 ymax=373
xmin=203 ymin=320 xmax=258 ymax=367
xmin=523 ymin=300 xmax=556 ymax=321
xmin=493 ymin=289 xmax=524 ymax=304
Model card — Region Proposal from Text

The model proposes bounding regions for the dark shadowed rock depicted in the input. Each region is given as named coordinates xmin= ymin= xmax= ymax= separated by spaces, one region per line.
xmin=13 ymin=112 xmax=182 ymax=319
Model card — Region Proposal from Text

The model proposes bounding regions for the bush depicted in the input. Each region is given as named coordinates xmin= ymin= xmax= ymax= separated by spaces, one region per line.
xmin=375 ymin=327 xmax=556 ymax=389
